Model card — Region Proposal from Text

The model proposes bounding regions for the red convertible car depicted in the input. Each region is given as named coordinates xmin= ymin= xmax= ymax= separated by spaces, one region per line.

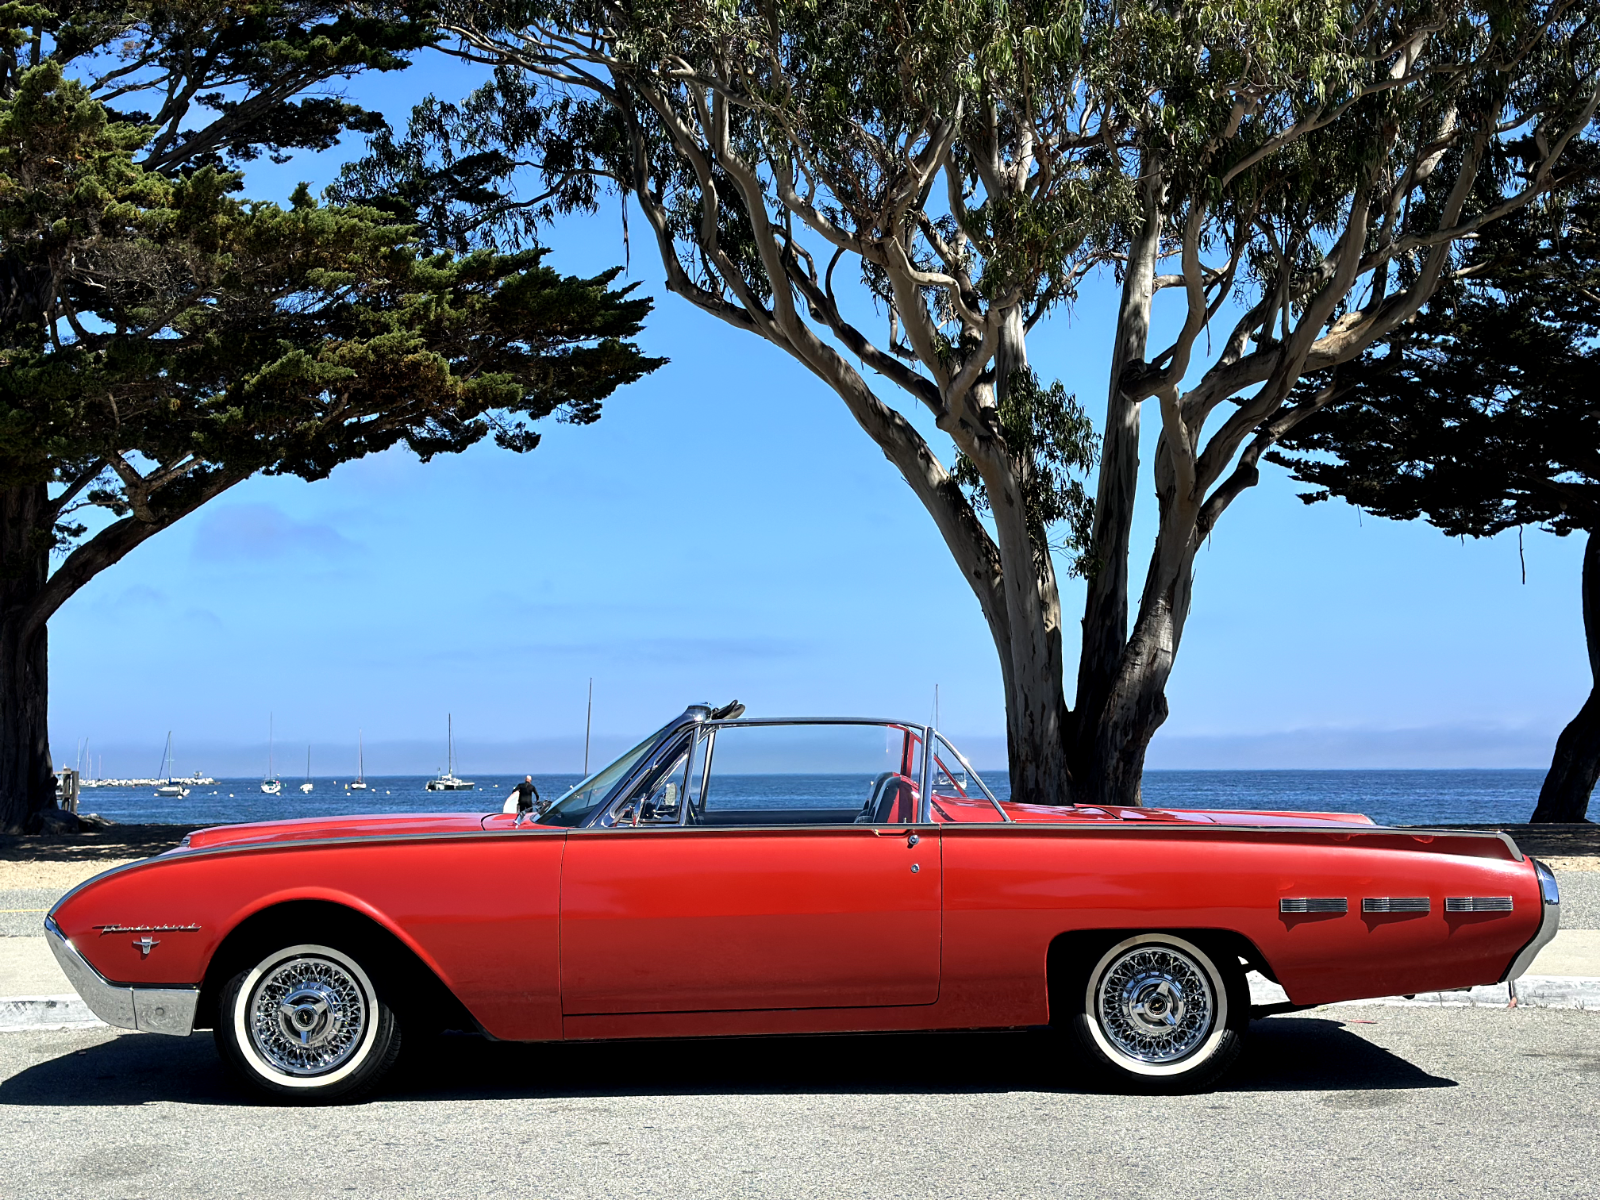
xmin=48 ymin=706 xmax=1559 ymax=1101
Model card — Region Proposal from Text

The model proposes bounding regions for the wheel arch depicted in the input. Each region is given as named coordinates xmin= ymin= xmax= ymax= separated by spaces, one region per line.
xmin=1044 ymin=926 xmax=1271 ymax=1026
xmin=195 ymin=898 xmax=476 ymax=1036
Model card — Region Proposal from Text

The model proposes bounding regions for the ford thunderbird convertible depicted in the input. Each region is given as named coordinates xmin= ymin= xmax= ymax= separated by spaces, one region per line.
xmin=47 ymin=705 xmax=1560 ymax=1100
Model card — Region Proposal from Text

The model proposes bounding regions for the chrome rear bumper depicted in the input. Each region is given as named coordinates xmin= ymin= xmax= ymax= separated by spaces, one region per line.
xmin=1503 ymin=858 xmax=1562 ymax=982
xmin=44 ymin=917 xmax=198 ymax=1037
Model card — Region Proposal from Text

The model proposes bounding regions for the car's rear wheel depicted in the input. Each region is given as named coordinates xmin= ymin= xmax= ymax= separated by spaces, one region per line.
xmin=1069 ymin=933 xmax=1246 ymax=1092
xmin=215 ymin=942 xmax=401 ymax=1103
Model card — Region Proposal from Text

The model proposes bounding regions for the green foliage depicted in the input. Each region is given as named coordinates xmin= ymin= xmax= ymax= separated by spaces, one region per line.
xmin=952 ymin=372 xmax=1099 ymax=574
xmin=0 ymin=2 xmax=663 ymax=575
xmin=1271 ymin=167 xmax=1600 ymax=540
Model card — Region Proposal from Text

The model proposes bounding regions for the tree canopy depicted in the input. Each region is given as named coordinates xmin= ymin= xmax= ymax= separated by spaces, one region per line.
xmin=357 ymin=0 xmax=1600 ymax=805
xmin=1273 ymin=177 xmax=1600 ymax=819
xmin=0 ymin=2 xmax=664 ymax=830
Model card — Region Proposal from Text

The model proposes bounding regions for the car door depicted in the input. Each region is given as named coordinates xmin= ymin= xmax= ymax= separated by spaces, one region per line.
xmin=559 ymin=721 xmax=942 ymax=1015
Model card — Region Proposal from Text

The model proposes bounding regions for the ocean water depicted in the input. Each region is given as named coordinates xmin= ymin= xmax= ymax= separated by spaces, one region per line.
xmin=75 ymin=768 xmax=1550 ymax=828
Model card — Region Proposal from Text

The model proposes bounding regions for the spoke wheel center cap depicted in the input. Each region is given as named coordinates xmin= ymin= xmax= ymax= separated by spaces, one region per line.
xmin=275 ymin=984 xmax=343 ymax=1047
xmin=1123 ymin=974 xmax=1187 ymax=1031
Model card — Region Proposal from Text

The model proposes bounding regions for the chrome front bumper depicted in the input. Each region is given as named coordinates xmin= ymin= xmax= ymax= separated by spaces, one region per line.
xmin=1503 ymin=858 xmax=1562 ymax=982
xmin=44 ymin=917 xmax=198 ymax=1037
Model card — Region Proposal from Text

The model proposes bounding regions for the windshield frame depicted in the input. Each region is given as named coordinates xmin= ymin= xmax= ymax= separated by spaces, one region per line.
xmin=929 ymin=731 xmax=1009 ymax=822
xmin=534 ymin=720 xmax=681 ymax=827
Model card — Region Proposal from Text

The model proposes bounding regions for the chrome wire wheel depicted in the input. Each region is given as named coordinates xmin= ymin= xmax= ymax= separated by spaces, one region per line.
xmin=1076 ymin=933 xmax=1236 ymax=1083
xmin=1095 ymin=944 xmax=1213 ymax=1065
xmin=230 ymin=944 xmax=384 ymax=1091
xmin=249 ymin=954 xmax=368 ymax=1075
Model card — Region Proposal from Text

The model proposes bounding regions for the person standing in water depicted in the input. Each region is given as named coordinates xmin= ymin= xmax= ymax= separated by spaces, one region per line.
xmin=503 ymin=775 xmax=542 ymax=815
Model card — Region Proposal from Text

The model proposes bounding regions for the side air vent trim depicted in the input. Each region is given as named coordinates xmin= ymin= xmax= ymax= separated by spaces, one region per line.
xmin=1362 ymin=897 xmax=1431 ymax=914
xmin=1280 ymin=897 xmax=1348 ymax=914
xmin=1445 ymin=896 xmax=1514 ymax=913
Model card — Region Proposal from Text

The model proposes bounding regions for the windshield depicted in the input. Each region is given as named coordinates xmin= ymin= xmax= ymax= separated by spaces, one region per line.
xmin=535 ymin=726 xmax=667 ymax=828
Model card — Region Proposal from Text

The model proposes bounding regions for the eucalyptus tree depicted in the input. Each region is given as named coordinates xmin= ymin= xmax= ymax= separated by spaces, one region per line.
xmin=0 ymin=3 xmax=663 ymax=832
xmin=401 ymin=1 xmax=1599 ymax=804
xmin=1274 ymin=182 xmax=1600 ymax=821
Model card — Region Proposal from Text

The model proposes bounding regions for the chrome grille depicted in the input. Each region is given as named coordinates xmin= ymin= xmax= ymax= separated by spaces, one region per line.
xmin=1279 ymin=897 xmax=1348 ymax=914
xmin=1445 ymin=896 xmax=1514 ymax=913
xmin=1362 ymin=897 xmax=1431 ymax=913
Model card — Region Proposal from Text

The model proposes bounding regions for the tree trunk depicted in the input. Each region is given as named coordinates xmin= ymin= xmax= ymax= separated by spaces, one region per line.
xmin=1073 ymin=161 xmax=1162 ymax=799
xmin=1084 ymin=519 xmax=1199 ymax=806
xmin=0 ymin=481 xmax=55 ymax=833
xmin=1533 ymin=530 xmax=1600 ymax=823
xmin=0 ymin=470 xmax=228 ymax=831
xmin=990 ymin=307 xmax=1074 ymax=806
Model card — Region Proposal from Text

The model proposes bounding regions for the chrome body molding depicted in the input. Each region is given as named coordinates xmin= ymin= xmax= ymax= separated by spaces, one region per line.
xmin=1445 ymin=896 xmax=1514 ymax=913
xmin=44 ymin=917 xmax=198 ymax=1037
xmin=1362 ymin=897 xmax=1430 ymax=913
xmin=1503 ymin=859 xmax=1562 ymax=983
xmin=1280 ymin=897 xmax=1348 ymax=914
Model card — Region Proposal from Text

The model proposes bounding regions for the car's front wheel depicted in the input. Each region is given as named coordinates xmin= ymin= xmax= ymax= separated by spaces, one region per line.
xmin=215 ymin=942 xmax=402 ymax=1103
xmin=1069 ymin=933 xmax=1246 ymax=1092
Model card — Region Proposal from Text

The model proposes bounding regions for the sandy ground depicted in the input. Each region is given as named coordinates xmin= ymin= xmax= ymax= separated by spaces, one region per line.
xmin=1541 ymin=855 xmax=1600 ymax=871
xmin=0 ymin=860 xmax=141 ymax=891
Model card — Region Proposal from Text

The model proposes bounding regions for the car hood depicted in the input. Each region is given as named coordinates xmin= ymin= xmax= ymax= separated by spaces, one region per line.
xmin=179 ymin=812 xmax=495 ymax=852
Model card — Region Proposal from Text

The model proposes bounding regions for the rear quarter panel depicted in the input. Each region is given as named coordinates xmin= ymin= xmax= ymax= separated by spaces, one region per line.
xmin=939 ymin=825 xmax=1543 ymax=1019
xmin=50 ymin=832 xmax=566 ymax=1040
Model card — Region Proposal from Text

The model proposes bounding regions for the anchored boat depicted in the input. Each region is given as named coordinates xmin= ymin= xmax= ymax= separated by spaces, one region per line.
xmin=260 ymin=716 xmax=282 ymax=795
xmin=425 ymin=714 xmax=474 ymax=791
xmin=348 ymin=730 xmax=369 ymax=791
xmin=153 ymin=733 xmax=189 ymax=799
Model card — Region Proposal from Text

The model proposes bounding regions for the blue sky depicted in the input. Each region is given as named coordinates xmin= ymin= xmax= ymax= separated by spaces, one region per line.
xmin=49 ymin=54 xmax=1589 ymax=779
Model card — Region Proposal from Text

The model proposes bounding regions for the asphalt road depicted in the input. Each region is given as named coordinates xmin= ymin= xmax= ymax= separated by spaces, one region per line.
xmin=0 ymin=1008 xmax=1595 ymax=1199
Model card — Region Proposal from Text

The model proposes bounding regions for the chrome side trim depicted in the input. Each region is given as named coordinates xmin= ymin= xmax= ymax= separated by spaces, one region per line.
xmin=1445 ymin=896 xmax=1514 ymax=912
xmin=1362 ymin=897 xmax=1430 ymax=913
xmin=1503 ymin=859 xmax=1561 ymax=982
xmin=48 ymin=815 xmax=1532 ymax=879
xmin=44 ymin=917 xmax=197 ymax=1037
xmin=1280 ymin=897 xmax=1348 ymax=913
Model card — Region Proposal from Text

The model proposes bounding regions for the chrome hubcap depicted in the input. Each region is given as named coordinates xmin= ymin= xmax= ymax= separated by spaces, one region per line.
xmin=248 ymin=956 xmax=367 ymax=1076
xmin=1097 ymin=945 xmax=1214 ymax=1064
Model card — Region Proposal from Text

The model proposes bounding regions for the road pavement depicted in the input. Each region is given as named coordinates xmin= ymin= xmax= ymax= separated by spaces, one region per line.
xmin=0 ymin=1007 xmax=1595 ymax=1199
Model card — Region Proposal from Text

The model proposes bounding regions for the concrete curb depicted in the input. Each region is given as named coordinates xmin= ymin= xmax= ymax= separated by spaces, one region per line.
xmin=0 ymin=994 xmax=104 ymax=1032
xmin=1335 ymin=976 xmax=1600 ymax=1010
xmin=1249 ymin=973 xmax=1600 ymax=1012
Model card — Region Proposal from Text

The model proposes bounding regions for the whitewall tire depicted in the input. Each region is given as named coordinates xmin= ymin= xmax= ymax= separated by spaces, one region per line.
xmin=216 ymin=942 xmax=402 ymax=1103
xmin=1071 ymin=933 xmax=1246 ymax=1091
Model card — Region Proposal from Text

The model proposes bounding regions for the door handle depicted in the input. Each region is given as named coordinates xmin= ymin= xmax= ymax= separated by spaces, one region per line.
xmin=872 ymin=829 xmax=922 ymax=847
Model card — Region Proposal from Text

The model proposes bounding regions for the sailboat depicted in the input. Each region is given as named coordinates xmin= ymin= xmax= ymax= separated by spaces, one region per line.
xmin=348 ymin=731 xmax=369 ymax=791
xmin=300 ymin=746 xmax=314 ymax=794
xmin=154 ymin=733 xmax=188 ymax=798
xmin=261 ymin=716 xmax=282 ymax=795
xmin=425 ymin=715 xmax=474 ymax=791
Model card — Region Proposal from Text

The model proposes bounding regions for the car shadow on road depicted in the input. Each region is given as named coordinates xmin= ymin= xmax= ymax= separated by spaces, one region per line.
xmin=0 ymin=1015 xmax=1451 ymax=1106
xmin=1224 ymin=1016 xmax=1455 ymax=1092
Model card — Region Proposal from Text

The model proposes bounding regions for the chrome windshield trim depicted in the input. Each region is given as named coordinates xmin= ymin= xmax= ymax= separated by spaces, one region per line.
xmin=703 ymin=716 xmax=928 ymax=728
xmin=928 ymin=728 xmax=1010 ymax=822
xmin=681 ymin=716 xmax=937 ymax=829
xmin=44 ymin=917 xmax=198 ymax=1037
